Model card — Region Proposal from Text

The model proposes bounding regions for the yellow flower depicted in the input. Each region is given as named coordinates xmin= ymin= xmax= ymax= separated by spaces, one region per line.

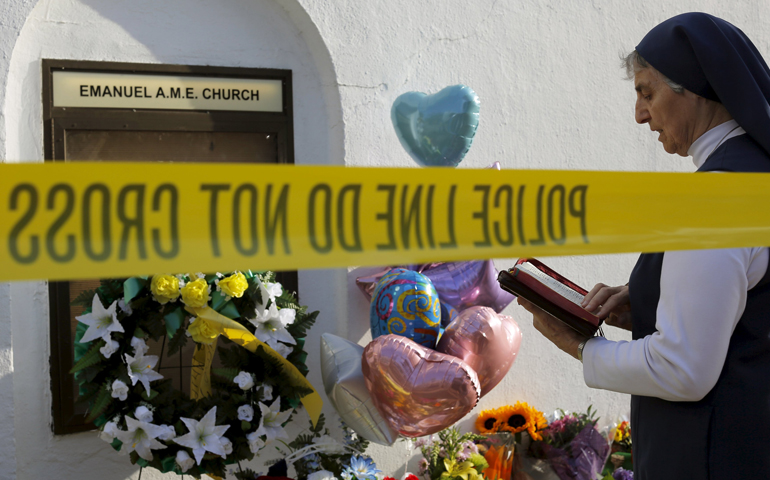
xmin=441 ymin=458 xmax=482 ymax=480
xmin=150 ymin=274 xmax=180 ymax=304
xmin=614 ymin=421 xmax=630 ymax=442
xmin=187 ymin=317 xmax=218 ymax=344
xmin=181 ymin=278 xmax=210 ymax=308
xmin=476 ymin=408 xmax=502 ymax=434
xmin=499 ymin=402 xmax=548 ymax=441
xmin=218 ymin=272 xmax=248 ymax=299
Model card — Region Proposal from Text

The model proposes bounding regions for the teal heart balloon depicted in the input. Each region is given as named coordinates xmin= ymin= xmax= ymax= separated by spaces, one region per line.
xmin=391 ymin=85 xmax=480 ymax=167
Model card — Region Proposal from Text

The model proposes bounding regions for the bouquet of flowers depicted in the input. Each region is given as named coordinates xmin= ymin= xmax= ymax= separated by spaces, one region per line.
xmin=476 ymin=404 xmax=612 ymax=480
xmin=414 ymin=427 xmax=488 ymax=480
xmin=527 ymin=406 xmax=611 ymax=480
xmin=475 ymin=402 xmax=548 ymax=480
xmin=600 ymin=420 xmax=632 ymax=479
xmin=235 ymin=414 xmax=380 ymax=480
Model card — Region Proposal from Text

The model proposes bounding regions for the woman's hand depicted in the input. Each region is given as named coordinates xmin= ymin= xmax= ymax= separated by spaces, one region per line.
xmin=581 ymin=284 xmax=633 ymax=331
xmin=517 ymin=297 xmax=588 ymax=360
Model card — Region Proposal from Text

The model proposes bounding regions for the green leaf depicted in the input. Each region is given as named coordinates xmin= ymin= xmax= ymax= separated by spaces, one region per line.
xmin=164 ymin=306 xmax=185 ymax=339
xmin=110 ymin=438 xmax=123 ymax=453
xmin=211 ymin=290 xmax=226 ymax=310
xmin=312 ymin=413 xmax=326 ymax=434
xmin=123 ymin=277 xmax=146 ymax=303
xmin=69 ymin=341 xmax=105 ymax=374
xmin=469 ymin=453 xmax=488 ymax=472
xmin=212 ymin=367 xmax=240 ymax=382
xmin=73 ymin=322 xmax=90 ymax=359
xmin=85 ymin=383 xmax=113 ymax=423
xmin=241 ymin=421 xmax=252 ymax=431
xmin=235 ymin=469 xmax=260 ymax=480
xmin=167 ymin=323 xmax=189 ymax=356
xmin=160 ymin=455 xmax=181 ymax=474
xmin=287 ymin=310 xmax=318 ymax=338
xmin=141 ymin=389 xmax=159 ymax=401
xmin=71 ymin=289 xmax=98 ymax=308
xmin=218 ymin=300 xmax=240 ymax=319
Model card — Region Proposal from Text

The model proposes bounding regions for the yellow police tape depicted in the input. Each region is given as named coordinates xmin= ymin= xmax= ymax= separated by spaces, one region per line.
xmin=2 ymin=162 xmax=770 ymax=282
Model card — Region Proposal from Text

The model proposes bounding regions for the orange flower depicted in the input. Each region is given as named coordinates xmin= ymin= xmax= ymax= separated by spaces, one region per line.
xmin=476 ymin=408 xmax=503 ymax=434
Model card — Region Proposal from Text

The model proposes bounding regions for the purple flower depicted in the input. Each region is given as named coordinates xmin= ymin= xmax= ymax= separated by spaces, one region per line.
xmin=613 ymin=468 xmax=634 ymax=480
xmin=461 ymin=441 xmax=479 ymax=456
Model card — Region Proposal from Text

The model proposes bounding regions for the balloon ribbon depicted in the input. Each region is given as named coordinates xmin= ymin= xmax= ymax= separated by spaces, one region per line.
xmin=185 ymin=306 xmax=322 ymax=426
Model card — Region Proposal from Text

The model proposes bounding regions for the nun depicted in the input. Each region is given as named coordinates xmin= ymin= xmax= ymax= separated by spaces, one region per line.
xmin=518 ymin=12 xmax=770 ymax=479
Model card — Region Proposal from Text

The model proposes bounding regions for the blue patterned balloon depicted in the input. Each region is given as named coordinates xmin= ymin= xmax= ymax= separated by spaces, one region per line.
xmin=370 ymin=268 xmax=442 ymax=348
xmin=391 ymin=84 xmax=480 ymax=167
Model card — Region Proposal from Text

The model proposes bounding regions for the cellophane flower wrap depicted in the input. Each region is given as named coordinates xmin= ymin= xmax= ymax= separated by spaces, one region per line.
xmin=524 ymin=406 xmax=611 ymax=480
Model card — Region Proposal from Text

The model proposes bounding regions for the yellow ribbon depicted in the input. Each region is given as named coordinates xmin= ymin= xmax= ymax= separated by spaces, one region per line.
xmin=184 ymin=306 xmax=323 ymax=426
xmin=190 ymin=341 xmax=216 ymax=400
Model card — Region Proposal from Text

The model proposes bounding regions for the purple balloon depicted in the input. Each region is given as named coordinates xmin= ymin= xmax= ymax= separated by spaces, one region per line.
xmin=356 ymin=261 xmax=515 ymax=314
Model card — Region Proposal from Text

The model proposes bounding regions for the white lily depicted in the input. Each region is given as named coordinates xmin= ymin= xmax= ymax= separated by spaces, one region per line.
xmin=174 ymin=406 xmax=231 ymax=464
xmin=251 ymin=306 xmax=297 ymax=348
xmin=77 ymin=294 xmax=123 ymax=344
xmin=116 ymin=416 xmax=168 ymax=461
xmin=125 ymin=352 xmax=164 ymax=396
xmin=255 ymin=396 xmax=293 ymax=442
xmin=254 ymin=279 xmax=282 ymax=318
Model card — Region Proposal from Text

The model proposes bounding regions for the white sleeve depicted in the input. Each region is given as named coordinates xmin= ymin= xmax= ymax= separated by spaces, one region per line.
xmin=582 ymin=247 xmax=768 ymax=401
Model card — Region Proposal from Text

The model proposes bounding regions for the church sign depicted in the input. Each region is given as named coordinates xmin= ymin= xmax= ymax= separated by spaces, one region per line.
xmin=52 ymin=71 xmax=283 ymax=112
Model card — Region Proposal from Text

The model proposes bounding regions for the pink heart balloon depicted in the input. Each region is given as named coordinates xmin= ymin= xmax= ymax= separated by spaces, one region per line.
xmin=361 ymin=334 xmax=480 ymax=437
xmin=436 ymin=306 xmax=522 ymax=397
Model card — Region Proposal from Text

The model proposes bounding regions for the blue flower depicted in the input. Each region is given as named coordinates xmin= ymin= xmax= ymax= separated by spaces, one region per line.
xmin=343 ymin=456 xmax=381 ymax=480
xmin=302 ymin=453 xmax=321 ymax=470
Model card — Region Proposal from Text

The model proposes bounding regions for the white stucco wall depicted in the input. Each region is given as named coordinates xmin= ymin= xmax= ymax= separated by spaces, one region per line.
xmin=1 ymin=1 xmax=770 ymax=479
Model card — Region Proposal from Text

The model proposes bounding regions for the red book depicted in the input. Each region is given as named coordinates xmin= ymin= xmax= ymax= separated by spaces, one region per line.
xmin=497 ymin=258 xmax=602 ymax=337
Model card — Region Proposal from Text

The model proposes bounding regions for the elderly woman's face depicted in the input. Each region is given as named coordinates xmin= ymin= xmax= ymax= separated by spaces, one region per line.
xmin=634 ymin=67 xmax=702 ymax=156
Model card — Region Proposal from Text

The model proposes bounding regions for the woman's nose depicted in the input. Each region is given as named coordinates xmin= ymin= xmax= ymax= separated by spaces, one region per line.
xmin=635 ymin=99 xmax=650 ymax=124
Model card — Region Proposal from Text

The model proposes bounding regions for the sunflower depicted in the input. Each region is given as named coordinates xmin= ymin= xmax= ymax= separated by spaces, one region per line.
xmin=498 ymin=402 xmax=548 ymax=440
xmin=475 ymin=408 xmax=503 ymax=434
xmin=527 ymin=406 xmax=548 ymax=441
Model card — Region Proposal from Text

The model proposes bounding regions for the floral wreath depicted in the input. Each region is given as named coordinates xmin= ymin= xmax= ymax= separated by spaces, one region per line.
xmin=70 ymin=270 xmax=320 ymax=478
